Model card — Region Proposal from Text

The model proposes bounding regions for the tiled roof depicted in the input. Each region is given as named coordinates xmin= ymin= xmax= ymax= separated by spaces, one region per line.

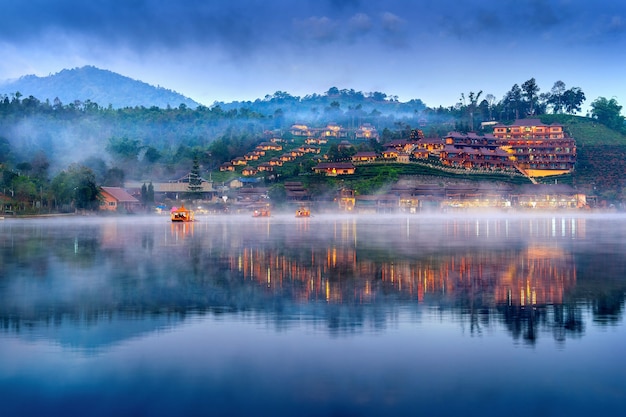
xmin=100 ymin=187 xmax=139 ymax=203
xmin=314 ymin=162 xmax=355 ymax=169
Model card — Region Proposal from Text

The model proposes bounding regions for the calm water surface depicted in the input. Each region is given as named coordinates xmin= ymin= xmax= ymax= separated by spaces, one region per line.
xmin=1 ymin=213 xmax=625 ymax=416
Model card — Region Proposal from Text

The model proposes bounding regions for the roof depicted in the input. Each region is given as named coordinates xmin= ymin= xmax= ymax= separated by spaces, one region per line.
xmin=418 ymin=138 xmax=445 ymax=144
xmin=494 ymin=119 xmax=563 ymax=128
xmin=238 ymin=177 xmax=261 ymax=183
xmin=314 ymin=162 xmax=355 ymax=169
xmin=100 ymin=187 xmax=139 ymax=203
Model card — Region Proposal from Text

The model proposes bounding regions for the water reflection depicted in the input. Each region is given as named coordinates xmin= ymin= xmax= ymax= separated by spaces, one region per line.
xmin=0 ymin=214 xmax=625 ymax=348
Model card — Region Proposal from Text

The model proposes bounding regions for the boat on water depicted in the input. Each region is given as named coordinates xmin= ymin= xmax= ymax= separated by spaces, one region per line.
xmin=295 ymin=207 xmax=310 ymax=217
xmin=171 ymin=205 xmax=195 ymax=222
xmin=253 ymin=208 xmax=271 ymax=217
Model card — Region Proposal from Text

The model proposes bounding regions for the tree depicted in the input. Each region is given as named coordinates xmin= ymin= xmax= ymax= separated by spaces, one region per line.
xmin=484 ymin=94 xmax=496 ymax=120
xmin=460 ymin=91 xmax=482 ymax=131
xmin=73 ymin=166 xmax=100 ymax=210
xmin=140 ymin=182 xmax=155 ymax=207
xmin=141 ymin=183 xmax=148 ymax=204
xmin=30 ymin=151 xmax=50 ymax=182
xmin=50 ymin=164 xmax=100 ymax=211
xmin=147 ymin=182 xmax=154 ymax=205
xmin=503 ymin=84 xmax=523 ymax=120
xmin=143 ymin=146 xmax=162 ymax=163
xmin=267 ymin=184 xmax=287 ymax=206
xmin=590 ymin=97 xmax=625 ymax=132
xmin=106 ymin=136 xmax=141 ymax=160
xmin=11 ymin=175 xmax=37 ymax=207
xmin=103 ymin=167 xmax=125 ymax=187
xmin=0 ymin=136 xmax=12 ymax=164
xmin=548 ymin=81 xmax=566 ymax=113
xmin=521 ymin=78 xmax=540 ymax=115
xmin=562 ymin=87 xmax=586 ymax=114
xmin=187 ymin=155 xmax=203 ymax=193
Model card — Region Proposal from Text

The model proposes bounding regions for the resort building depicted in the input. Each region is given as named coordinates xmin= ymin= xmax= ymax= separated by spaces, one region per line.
xmin=290 ymin=124 xmax=313 ymax=137
xmin=355 ymin=123 xmax=379 ymax=141
xmin=352 ymin=151 xmax=378 ymax=163
xmin=312 ymin=162 xmax=356 ymax=176
xmin=321 ymin=123 xmax=348 ymax=138
xmin=492 ymin=119 xmax=576 ymax=177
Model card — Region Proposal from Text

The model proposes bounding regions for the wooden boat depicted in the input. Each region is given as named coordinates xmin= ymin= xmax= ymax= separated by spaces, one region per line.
xmin=171 ymin=204 xmax=195 ymax=222
xmin=295 ymin=207 xmax=310 ymax=217
xmin=253 ymin=208 xmax=271 ymax=217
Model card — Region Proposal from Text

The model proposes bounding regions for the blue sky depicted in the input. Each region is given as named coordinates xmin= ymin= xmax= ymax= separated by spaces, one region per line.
xmin=1 ymin=0 xmax=625 ymax=113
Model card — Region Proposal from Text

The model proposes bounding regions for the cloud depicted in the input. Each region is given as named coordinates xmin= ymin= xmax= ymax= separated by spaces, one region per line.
xmin=1 ymin=0 xmax=626 ymax=109
xmin=348 ymin=13 xmax=373 ymax=33
xmin=293 ymin=16 xmax=340 ymax=43
xmin=381 ymin=12 xmax=404 ymax=33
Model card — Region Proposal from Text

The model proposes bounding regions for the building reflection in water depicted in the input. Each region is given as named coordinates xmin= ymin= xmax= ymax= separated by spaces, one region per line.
xmin=0 ymin=215 xmax=623 ymax=345
xmin=225 ymin=218 xmax=579 ymax=310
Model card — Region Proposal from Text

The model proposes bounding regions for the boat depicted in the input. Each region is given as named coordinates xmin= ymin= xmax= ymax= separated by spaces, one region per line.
xmin=253 ymin=208 xmax=271 ymax=217
xmin=170 ymin=204 xmax=195 ymax=222
xmin=295 ymin=207 xmax=310 ymax=217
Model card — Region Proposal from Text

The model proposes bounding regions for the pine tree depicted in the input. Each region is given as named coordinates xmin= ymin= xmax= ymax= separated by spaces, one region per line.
xmin=147 ymin=182 xmax=154 ymax=204
xmin=188 ymin=156 xmax=203 ymax=193
xmin=141 ymin=183 xmax=148 ymax=204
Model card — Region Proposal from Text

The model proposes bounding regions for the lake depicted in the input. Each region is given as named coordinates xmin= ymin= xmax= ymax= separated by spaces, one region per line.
xmin=1 ymin=212 xmax=625 ymax=416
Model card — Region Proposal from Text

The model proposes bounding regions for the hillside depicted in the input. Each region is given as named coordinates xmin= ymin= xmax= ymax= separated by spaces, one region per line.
xmin=0 ymin=66 xmax=199 ymax=109
xmin=537 ymin=115 xmax=626 ymax=197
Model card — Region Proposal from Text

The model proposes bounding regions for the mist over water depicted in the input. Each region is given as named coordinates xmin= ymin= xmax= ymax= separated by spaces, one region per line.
xmin=0 ymin=213 xmax=624 ymax=416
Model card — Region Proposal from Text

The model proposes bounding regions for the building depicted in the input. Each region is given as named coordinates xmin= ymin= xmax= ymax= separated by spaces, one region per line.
xmin=381 ymin=148 xmax=399 ymax=160
xmin=284 ymin=181 xmax=310 ymax=202
xmin=352 ymin=151 xmax=378 ymax=163
xmin=256 ymin=142 xmax=283 ymax=152
xmin=312 ymin=162 xmax=356 ymax=176
xmin=257 ymin=162 xmax=273 ymax=172
xmin=355 ymin=124 xmax=379 ymax=141
xmin=242 ymin=167 xmax=258 ymax=176
xmin=492 ymin=119 xmax=576 ymax=176
xmin=99 ymin=187 xmax=140 ymax=212
xmin=290 ymin=124 xmax=312 ymax=136
xmin=440 ymin=145 xmax=514 ymax=171
xmin=321 ymin=123 xmax=348 ymax=138
xmin=219 ymin=162 xmax=235 ymax=172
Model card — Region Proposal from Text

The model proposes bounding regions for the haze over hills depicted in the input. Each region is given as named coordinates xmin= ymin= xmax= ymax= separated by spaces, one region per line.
xmin=0 ymin=66 xmax=200 ymax=109
xmin=0 ymin=65 xmax=432 ymax=118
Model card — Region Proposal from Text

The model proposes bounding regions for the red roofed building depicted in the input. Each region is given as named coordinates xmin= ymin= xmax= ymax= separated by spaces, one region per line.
xmin=492 ymin=119 xmax=576 ymax=176
xmin=352 ymin=151 xmax=378 ymax=163
xmin=99 ymin=187 xmax=140 ymax=212
xmin=312 ymin=162 xmax=356 ymax=176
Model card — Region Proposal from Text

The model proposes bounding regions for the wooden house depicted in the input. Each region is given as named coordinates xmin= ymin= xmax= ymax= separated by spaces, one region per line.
xmin=242 ymin=167 xmax=258 ymax=176
xmin=312 ymin=162 xmax=356 ymax=176
xmin=352 ymin=151 xmax=378 ymax=163
xmin=220 ymin=162 xmax=235 ymax=172
xmin=99 ymin=187 xmax=140 ymax=212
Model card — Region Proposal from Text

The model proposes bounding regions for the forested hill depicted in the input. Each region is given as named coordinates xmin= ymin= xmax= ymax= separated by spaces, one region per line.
xmin=0 ymin=66 xmax=199 ymax=109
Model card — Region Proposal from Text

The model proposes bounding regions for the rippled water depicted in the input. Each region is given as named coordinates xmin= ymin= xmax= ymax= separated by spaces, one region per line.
xmin=1 ymin=213 xmax=625 ymax=416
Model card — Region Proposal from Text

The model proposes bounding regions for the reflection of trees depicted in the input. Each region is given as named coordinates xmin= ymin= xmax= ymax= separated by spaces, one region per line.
xmin=498 ymin=303 xmax=584 ymax=345
xmin=0 ymin=217 xmax=625 ymax=344
xmin=573 ymin=253 xmax=626 ymax=326
xmin=593 ymin=295 xmax=624 ymax=325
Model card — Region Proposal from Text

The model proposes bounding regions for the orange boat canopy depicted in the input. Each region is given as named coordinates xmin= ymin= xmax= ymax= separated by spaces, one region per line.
xmin=171 ymin=204 xmax=195 ymax=222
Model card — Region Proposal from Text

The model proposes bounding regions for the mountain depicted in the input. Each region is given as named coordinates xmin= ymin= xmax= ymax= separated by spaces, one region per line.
xmin=0 ymin=66 xmax=200 ymax=109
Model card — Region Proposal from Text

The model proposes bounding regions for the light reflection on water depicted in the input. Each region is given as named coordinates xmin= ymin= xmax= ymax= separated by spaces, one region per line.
xmin=0 ymin=213 xmax=625 ymax=416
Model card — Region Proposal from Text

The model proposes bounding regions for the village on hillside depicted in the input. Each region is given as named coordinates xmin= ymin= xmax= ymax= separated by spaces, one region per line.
xmin=95 ymin=118 xmax=596 ymax=215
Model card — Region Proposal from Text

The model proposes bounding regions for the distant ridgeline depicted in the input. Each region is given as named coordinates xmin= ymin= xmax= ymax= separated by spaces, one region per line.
xmin=0 ymin=66 xmax=199 ymax=109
